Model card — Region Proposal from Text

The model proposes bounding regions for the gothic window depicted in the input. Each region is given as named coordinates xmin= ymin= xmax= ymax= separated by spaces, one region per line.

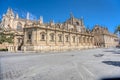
xmin=40 ymin=32 xmax=46 ymax=41
xmin=17 ymin=22 xmax=22 ymax=31
xmin=50 ymin=33 xmax=54 ymax=41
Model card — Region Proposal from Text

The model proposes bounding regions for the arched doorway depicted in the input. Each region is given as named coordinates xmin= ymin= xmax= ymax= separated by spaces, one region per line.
xmin=17 ymin=37 xmax=23 ymax=50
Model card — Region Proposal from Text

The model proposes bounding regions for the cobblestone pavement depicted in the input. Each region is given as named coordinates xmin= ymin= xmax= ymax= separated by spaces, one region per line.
xmin=0 ymin=48 xmax=120 ymax=80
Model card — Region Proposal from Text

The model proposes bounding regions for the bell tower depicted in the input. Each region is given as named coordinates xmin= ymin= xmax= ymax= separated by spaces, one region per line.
xmin=1 ymin=8 xmax=15 ymax=30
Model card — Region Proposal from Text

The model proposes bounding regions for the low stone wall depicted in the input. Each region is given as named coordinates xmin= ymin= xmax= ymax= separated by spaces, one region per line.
xmin=7 ymin=45 xmax=18 ymax=52
xmin=22 ymin=45 xmax=95 ymax=52
xmin=0 ymin=44 xmax=7 ymax=49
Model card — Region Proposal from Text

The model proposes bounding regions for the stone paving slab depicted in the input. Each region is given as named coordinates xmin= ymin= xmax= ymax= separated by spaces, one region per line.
xmin=0 ymin=48 xmax=120 ymax=80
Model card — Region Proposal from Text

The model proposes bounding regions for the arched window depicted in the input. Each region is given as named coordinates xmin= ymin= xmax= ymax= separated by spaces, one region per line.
xmin=58 ymin=34 xmax=62 ymax=42
xmin=17 ymin=22 xmax=22 ymax=31
xmin=41 ymin=34 xmax=45 ymax=40
xmin=50 ymin=33 xmax=54 ymax=41
xmin=76 ymin=22 xmax=79 ymax=25
xmin=73 ymin=36 xmax=75 ymax=43
xmin=65 ymin=35 xmax=69 ymax=42
xmin=40 ymin=32 xmax=46 ymax=41
xmin=27 ymin=31 xmax=32 ymax=40
xmin=28 ymin=33 xmax=32 ymax=40
xmin=27 ymin=31 xmax=32 ymax=43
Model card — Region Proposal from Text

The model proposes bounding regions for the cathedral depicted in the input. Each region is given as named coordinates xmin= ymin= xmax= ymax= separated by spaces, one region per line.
xmin=0 ymin=8 xmax=118 ymax=52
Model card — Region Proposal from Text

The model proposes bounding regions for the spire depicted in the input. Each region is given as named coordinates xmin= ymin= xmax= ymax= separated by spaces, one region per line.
xmin=70 ymin=12 xmax=74 ymax=24
xmin=80 ymin=16 xmax=84 ymax=26
xmin=50 ymin=20 xmax=54 ymax=23
xmin=16 ymin=14 xmax=19 ymax=19
xmin=70 ymin=12 xmax=74 ymax=18
xmin=6 ymin=8 xmax=14 ymax=17
xmin=39 ymin=16 xmax=43 ymax=24
xmin=26 ymin=12 xmax=30 ymax=20
xmin=50 ymin=19 xmax=55 ymax=25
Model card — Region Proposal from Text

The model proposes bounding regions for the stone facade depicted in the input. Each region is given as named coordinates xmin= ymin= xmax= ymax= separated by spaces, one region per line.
xmin=0 ymin=30 xmax=23 ymax=52
xmin=92 ymin=25 xmax=118 ymax=48
xmin=0 ymin=8 xmax=119 ymax=52
xmin=22 ymin=16 xmax=94 ymax=52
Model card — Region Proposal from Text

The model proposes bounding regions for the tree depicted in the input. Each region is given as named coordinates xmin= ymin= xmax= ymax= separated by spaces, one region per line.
xmin=114 ymin=25 xmax=120 ymax=44
xmin=0 ymin=32 xmax=6 ymax=44
xmin=115 ymin=25 xmax=120 ymax=34
xmin=0 ymin=32 xmax=14 ymax=44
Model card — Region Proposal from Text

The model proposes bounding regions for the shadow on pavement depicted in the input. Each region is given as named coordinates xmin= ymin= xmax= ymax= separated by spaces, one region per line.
xmin=104 ymin=50 xmax=115 ymax=53
xmin=104 ymin=50 xmax=120 ymax=54
xmin=101 ymin=77 xmax=120 ymax=80
xmin=0 ymin=58 xmax=3 ymax=80
xmin=102 ymin=61 xmax=120 ymax=67
xmin=113 ymin=51 xmax=120 ymax=54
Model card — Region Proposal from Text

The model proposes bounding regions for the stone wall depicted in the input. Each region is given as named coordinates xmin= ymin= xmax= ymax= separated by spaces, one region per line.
xmin=22 ymin=26 xmax=95 ymax=52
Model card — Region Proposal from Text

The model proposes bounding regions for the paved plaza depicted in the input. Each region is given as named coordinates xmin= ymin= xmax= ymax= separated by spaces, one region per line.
xmin=0 ymin=48 xmax=120 ymax=80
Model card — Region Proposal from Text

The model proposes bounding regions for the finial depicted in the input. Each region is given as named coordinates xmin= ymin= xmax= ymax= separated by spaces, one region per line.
xmin=16 ymin=14 xmax=19 ymax=19
xmin=80 ymin=16 xmax=84 ymax=26
xmin=7 ymin=7 xmax=11 ymax=12
xmin=26 ymin=12 xmax=30 ymax=20
xmin=40 ymin=16 xmax=43 ymax=21
xmin=39 ymin=16 xmax=43 ymax=24
xmin=70 ymin=12 xmax=74 ymax=18
xmin=50 ymin=19 xmax=55 ymax=25
xmin=6 ymin=7 xmax=14 ymax=17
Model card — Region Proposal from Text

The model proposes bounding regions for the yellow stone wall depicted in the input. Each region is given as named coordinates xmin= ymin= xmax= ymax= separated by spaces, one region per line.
xmin=22 ymin=26 xmax=95 ymax=52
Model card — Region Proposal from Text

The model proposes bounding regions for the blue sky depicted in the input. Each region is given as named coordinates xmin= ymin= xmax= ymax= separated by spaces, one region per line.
xmin=0 ymin=0 xmax=120 ymax=33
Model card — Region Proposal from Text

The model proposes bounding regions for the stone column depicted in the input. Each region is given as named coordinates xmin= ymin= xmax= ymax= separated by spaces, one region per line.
xmin=91 ymin=37 xmax=94 ymax=48
xmin=24 ymin=29 xmax=27 ymax=45
xmin=78 ymin=36 xmax=81 ymax=46
xmin=36 ymin=28 xmax=38 ymax=45
xmin=69 ymin=32 xmax=71 ymax=47
xmin=81 ymin=36 xmax=83 ymax=45
xmin=55 ymin=30 xmax=57 ymax=46
xmin=76 ymin=35 xmax=78 ymax=46
xmin=89 ymin=37 xmax=91 ymax=46
xmin=81 ymin=36 xmax=84 ymax=49
xmin=63 ymin=32 xmax=64 ymax=46
xmin=32 ymin=30 xmax=35 ymax=45
xmin=15 ymin=46 xmax=18 ymax=52
xmin=85 ymin=36 xmax=88 ymax=48
xmin=46 ymin=29 xmax=48 ymax=45
xmin=23 ymin=46 xmax=26 ymax=52
xmin=85 ymin=36 xmax=87 ymax=45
